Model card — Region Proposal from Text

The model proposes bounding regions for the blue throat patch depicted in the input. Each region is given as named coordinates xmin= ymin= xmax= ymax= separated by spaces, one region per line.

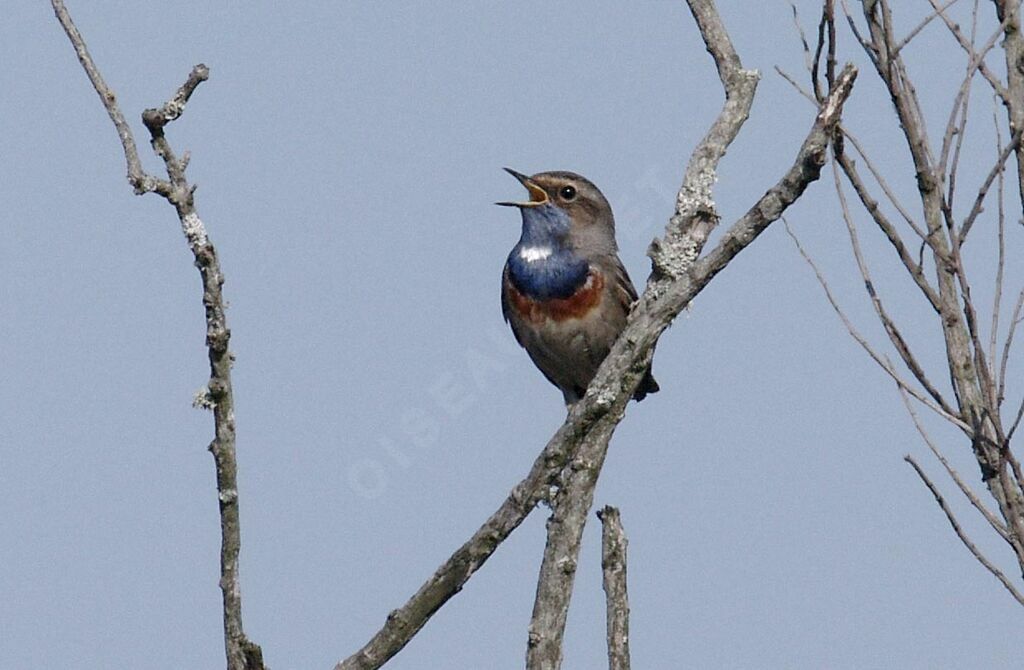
xmin=507 ymin=203 xmax=589 ymax=300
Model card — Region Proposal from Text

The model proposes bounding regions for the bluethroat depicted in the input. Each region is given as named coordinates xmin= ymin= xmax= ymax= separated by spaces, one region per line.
xmin=499 ymin=169 xmax=659 ymax=405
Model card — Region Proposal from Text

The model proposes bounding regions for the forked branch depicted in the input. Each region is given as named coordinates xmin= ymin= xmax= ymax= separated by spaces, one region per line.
xmin=340 ymin=5 xmax=856 ymax=670
xmin=525 ymin=5 xmax=855 ymax=667
xmin=799 ymin=0 xmax=1024 ymax=606
xmin=51 ymin=3 xmax=264 ymax=668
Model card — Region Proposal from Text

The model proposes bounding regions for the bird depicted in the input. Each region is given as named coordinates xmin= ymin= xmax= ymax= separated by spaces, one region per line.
xmin=498 ymin=168 xmax=659 ymax=405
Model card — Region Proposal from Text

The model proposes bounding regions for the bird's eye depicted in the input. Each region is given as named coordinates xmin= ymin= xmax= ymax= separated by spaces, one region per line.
xmin=559 ymin=185 xmax=577 ymax=201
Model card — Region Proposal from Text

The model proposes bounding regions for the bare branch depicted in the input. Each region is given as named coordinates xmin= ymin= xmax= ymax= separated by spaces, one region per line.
xmin=897 ymin=387 xmax=1009 ymax=541
xmin=998 ymin=288 xmax=1024 ymax=404
xmin=649 ymin=0 xmax=760 ymax=279
xmin=904 ymin=455 xmax=1024 ymax=606
xmin=810 ymin=0 xmax=837 ymax=100
xmin=939 ymin=13 xmax=1013 ymax=209
xmin=833 ymin=148 xmax=942 ymax=313
xmin=859 ymin=0 xmax=1015 ymax=484
xmin=959 ymin=128 xmax=1021 ymax=243
xmin=598 ymin=507 xmax=631 ymax=670
xmin=527 ymin=426 xmax=617 ymax=670
xmin=893 ymin=0 xmax=964 ymax=54
xmin=50 ymin=0 xmax=169 ymax=196
xmin=945 ymin=239 xmax=1000 ymax=440
xmin=941 ymin=51 xmax=973 ymax=217
xmin=926 ymin=0 xmax=1010 ymax=101
xmin=832 ymin=160 xmax=957 ymax=416
xmin=673 ymin=66 xmax=858 ymax=290
xmin=336 ymin=45 xmax=852 ymax=670
xmin=789 ymin=2 xmax=816 ymax=74
xmin=840 ymin=129 xmax=930 ymax=242
xmin=686 ymin=0 xmax=743 ymax=84
xmin=142 ymin=66 xmax=209 ymax=134
xmin=990 ymin=105 xmax=1007 ymax=378
xmin=830 ymin=0 xmax=1024 ymax=604
xmin=526 ymin=21 xmax=857 ymax=670
xmin=992 ymin=0 xmax=1024 ymax=215
xmin=839 ymin=0 xmax=875 ymax=56
xmin=775 ymin=65 xmax=819 ymax=105
xmin=1007 ymin=397 xmax=1024 ymax=443
xmin=51 ymin=3 xmax=263 ymax=668
xmin=524 ymin=4 xmax=748 ymax=663
xmin=336 ymin=399 xmax=613 ymax=670
xmin=785 ymin=220 xmax=972 ymax=433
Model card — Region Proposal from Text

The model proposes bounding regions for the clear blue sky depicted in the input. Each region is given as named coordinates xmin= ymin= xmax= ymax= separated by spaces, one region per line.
xmin=2 ymin=2 xmax=1021 ymax=668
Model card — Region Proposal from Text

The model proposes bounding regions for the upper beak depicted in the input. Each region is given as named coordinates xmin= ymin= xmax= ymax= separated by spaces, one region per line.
xmin=495 ymin=167 xmax=548 ymax=207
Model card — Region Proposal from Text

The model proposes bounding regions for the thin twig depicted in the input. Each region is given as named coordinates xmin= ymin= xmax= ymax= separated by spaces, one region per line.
xmin=893 ymin=0 xmax=964 ymax=54
xmin=51 ymin=3 xmax=263 ymax=668
xmin=775 ymin=65 xmax=818 ymax=105
xmin=989 ymin=103 xmax=1007 ymax=383
xmin=846 ymin=128 xmax=928 ymax=237
xmin=825 ymin=0 xmax=838 ymax=88
xmin=789 ymin=1 xmax=815 ymax=74
xmin=926 ymin=0 xmax=1011 ymax=101
xmin=998 ymin=289 xmax=1024 ymax=405
xmin=1007 ymin=397 xmax=1024 ymax=444
xmin=833 ymin=149 xmax=942 ymax=313
xmin=598 ymin=507 xmax=631 ymax=670
xmin=861 ymin=0 xmax=1013 ymax=472
xmin=51 ymin=0 xmax=168 ymax=196
xmin=836 ymin=0 xmax=1024 ymax=594
xmin=832 ymin=159 xmax=956 ymax=416
xmin=785 ymin=220 xmax=971 ymax=433
xmin=942 ymin=50 xmax=972 ymax=219
xmin=939 ymin=13 xmax=1013 ymax=212
xmin=938 ymin=0 xmax=980 ymax=191
xmin=904 ymin=455 xmax=1024 ymax=606
xmin=839 ymin=0 xmax=874 ymax=55
xmin=959 ymin=128 xmax=1022 ymax=243
xmin=811 ymin=0 xmax=836 ymax=101
xmin=897 ymin=386 xmax=1009 ymax=541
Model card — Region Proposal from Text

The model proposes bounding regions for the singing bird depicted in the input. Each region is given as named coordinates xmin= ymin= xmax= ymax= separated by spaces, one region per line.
xmin=499 ymin=169 xmax=658 ymax=405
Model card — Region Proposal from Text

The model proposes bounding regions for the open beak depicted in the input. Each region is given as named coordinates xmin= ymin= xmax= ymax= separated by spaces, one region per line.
xmin=496 ymin=167 xmax=548 ymax=207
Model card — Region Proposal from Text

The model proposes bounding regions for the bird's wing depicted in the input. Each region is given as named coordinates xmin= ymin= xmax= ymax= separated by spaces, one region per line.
xmin=599 ymin=255 xmax=660 ymax=399
xmin=607 ymin=254 xmax=639 ymax=306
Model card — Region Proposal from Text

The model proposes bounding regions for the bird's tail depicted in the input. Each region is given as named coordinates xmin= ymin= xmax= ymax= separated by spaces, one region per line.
xmin=632 ymin=368 xmax=659 ymax=401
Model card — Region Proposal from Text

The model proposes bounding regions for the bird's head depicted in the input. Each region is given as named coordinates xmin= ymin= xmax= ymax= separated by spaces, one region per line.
xmin=497 ymin=169 xmax=618 ymax=256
